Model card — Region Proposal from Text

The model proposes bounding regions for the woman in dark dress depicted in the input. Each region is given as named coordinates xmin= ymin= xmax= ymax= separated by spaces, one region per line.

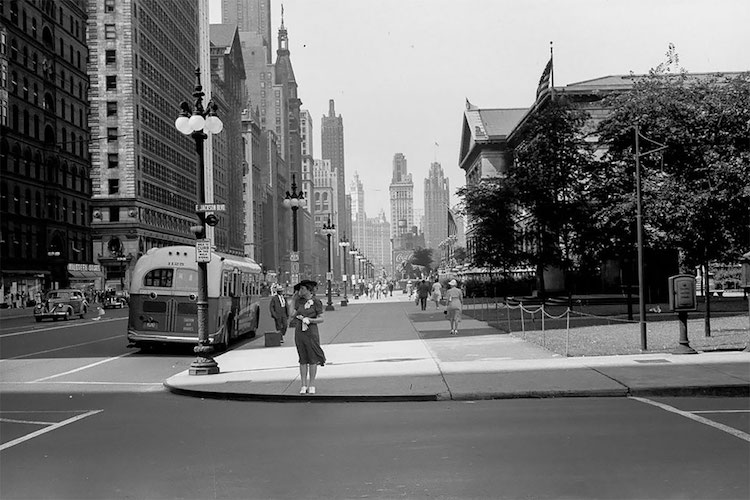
xmin=291 ymin=280 xmax=326 ymax=394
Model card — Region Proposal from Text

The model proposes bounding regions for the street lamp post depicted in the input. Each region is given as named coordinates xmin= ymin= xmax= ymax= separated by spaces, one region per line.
xmin=174 ymin=67 xmax=224 ymax=376
xmin=350 ymin=247 xmax=359 ymax=299
xmin=338 ymin=233 xmax=350 ymax=306
xmin=283 ymin=174 xmax=304 ymax=286
xmin=322 ymin=216 xmax=336 ymax=311
xmin=634 ymin=122 xmax=668 ymax=351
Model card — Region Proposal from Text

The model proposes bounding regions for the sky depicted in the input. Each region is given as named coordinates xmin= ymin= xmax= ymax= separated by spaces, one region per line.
xmin=210 ymin=0 xmax=749 ymax=219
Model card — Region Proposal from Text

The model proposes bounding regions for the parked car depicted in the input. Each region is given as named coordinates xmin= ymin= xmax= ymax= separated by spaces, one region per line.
xmin=34 ymin=289 xmax=88 ymax=322
xmin=102 ymin=291 xmax=128 ymax=309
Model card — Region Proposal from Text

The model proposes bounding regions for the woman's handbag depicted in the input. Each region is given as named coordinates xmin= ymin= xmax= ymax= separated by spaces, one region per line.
xmin=439 ymin=298 xmax=447 ymax=306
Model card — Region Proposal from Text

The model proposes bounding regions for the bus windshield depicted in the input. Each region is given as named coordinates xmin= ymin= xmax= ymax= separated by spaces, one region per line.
xmin=143 ymin=268 xmax=198 ymax=289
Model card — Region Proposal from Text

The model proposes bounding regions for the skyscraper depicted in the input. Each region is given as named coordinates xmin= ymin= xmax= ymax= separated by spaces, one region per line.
xmin=2 ymin=0 xmax=94 ymax=293
xmin=321 ymin=99 xmax=345 ymax=275
xmin=424 ymin=161 xmax=450 ymax=254
xmin=87 ymin=0 xmax=203 ymax=291
xmin=389 ymin=153 xmax=413 ymax=241
xmin=220 ymin=0 xmax=272 ymax=62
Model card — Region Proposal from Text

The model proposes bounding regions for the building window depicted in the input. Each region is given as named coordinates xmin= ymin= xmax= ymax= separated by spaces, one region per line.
xmin=105 ymin=49 xmax=116 ymax=64
xmin=106 ymin=101 xmax=117 ymax=116
xmin=107 ymin=127 xmax=118 ymax=142
xmin=108 ymin=153 xmax=119 ymax=168
xmin=108 ymin=179 xmax=119 ymax=194
xmin=105 ymin=24 xmax=116 ymax=39
xmin=110 ymin=206 xmax=120 ymax=221
xmin=105 ymin=0 xmax=116 ymax=13
xmin=106 ymin=75 xmax=116 ymax=90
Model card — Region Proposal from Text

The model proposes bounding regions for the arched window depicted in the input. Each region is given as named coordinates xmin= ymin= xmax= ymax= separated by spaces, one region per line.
xmin=22 ymin=109 xmax=29 ymax=135
xmin=10 ymin=71 xmax=17 ymax=93
xmin=0 ymin=139 xmax=7 ymax=171
xmin=44 ymin=124 xmax=55 ymax=146
xmin=22 ymin=46 xmax=28 ymax=67
xmin=10 ymin=39 xmax=18 ymax=61
xmin=43 ymin=92 xmax=54 ymax=112
xmin=24 ymin=147 xmax=31 ymax=176
xmin=32 ymin=83 xmax=38 ymax=104
xmin=25 ymin=188 xmax=31 ymax=214
xmin=62 ymin=198 xmax=68 ymax=222
xmin=35 ymin=191 xmax=42 ymax=217
xmin=13 ymin=186 xmax=21 ymax=213
xmin=31 ymin=18 xmax=37 ymax=38
xmin=60 ymin=97 xmax=66 ymax=119
xmin=72 ymin=200 xmax=77 ymax=223
xmin=32 ymin=52 xmax=37 ymax=73
xmin=61 ymin=128 xmax=67 ymax=151
xmin=70 ymin=132 xmax=76 ymax=155
xmin=34 ymin=151 xmax=41 ymax=179
xmin=0 ymin=183 xmax=7 ymax=212
xmin=33 ymin=115 xmax=39 ymax=138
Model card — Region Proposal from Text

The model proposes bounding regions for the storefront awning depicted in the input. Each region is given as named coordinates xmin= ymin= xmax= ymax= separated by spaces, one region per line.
xmin=68 ymin=270 xmax=102 ymax=280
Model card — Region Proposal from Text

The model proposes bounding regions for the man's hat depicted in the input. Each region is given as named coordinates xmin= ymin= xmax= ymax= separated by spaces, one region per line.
xmin=293 ymin=279 xmax=318 ymax=292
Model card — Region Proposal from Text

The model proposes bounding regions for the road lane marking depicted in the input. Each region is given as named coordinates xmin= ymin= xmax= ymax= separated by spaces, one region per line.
xmin=631 ymin=396 xmax=750 ymax=443
xmin=31 ymin=352 xmax=133 ymax=382
xmin=0 ymin=418 xmax=56 ymax=425
xmin=0 ymin=317 xmax=126 ymax=338
xmin=0 ymin=334 xmax=124 ymax=361
xmin=0 ymin=410 xmax=102 ymax=452
xmin=689 ymin=410 xmax=750 ymax=414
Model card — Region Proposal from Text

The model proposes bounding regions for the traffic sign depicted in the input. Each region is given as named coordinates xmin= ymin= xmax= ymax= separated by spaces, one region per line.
xmin=195 ymin=203 xmax=226 ymax=212
xmin=196 ymin=239 xmax=211 ymax=263
xmin=291 ymin=262 xmax=299 ymax=273
xmin=326 ymin=271 xmax=334 ymax=281
xmin=289 ymin=251 xmax=299 ymax=262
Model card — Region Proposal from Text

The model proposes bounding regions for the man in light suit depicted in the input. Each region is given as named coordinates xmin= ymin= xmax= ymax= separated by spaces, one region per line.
xmin=269 ymin=283 xmax=289 ymax=343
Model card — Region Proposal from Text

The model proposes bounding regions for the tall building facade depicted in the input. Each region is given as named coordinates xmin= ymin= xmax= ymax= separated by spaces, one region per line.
xmin=389 ymin=153 xmax=413 ymax=241
xmin=209 ymin=24 xmax=246 ymax=255
xmin=321 ymin=99 xmax=345 ymax=275
xmin=87 ymin=0 xmax=205 ymax=291
xmin=350 ymin=171 xmax=366 ymax=252
xmin=220 ymin=0 xmax=271 ymax=62
xmin=424 ymin=161 xmax=449 ymax=254
xmin=1 ymin=0 xmax=95 ymax=296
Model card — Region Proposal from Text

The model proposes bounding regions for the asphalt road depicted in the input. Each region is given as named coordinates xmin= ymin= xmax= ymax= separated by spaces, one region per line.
xmin=1 ymin=305 xmax=748 ymax=499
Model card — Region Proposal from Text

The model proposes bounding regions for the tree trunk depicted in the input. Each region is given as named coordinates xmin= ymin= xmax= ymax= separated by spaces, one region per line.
xmin=536 ymin=262 xmax=546 ymax=299
xmin=704 ymin=261 xmax=711 ymax=337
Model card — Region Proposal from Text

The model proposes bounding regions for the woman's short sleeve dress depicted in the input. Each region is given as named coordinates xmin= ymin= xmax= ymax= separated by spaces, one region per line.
xmin=293 ymin=296 xmax=326 ymax=366
xmin=444 ymin=287 xmax=463 ymax=321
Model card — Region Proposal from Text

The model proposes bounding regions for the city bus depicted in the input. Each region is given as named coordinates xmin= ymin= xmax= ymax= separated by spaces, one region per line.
xmin=127 ymin=246 xmax=262 ymax=350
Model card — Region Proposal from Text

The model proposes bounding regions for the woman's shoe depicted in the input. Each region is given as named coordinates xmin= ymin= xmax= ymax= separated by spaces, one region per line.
xmin=308 ymin=386 xmax=316 ymax=394
xmin=300 ymin=386 xmax=308 ymax=394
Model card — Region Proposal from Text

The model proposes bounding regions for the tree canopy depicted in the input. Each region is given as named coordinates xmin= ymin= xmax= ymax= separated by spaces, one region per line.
xmin=457 ymin=47 xmax=750 ymax=294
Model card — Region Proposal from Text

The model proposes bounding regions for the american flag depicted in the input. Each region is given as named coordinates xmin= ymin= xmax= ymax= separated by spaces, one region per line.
xmin=536 ymin=58 xmax=552 ymax=99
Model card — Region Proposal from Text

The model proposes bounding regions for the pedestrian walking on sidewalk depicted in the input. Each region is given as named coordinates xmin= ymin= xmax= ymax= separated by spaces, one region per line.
xmin=269 ymin=284 xmax=289 ymax=344
xmin=417 ymin=279 xmax=430 ymax=310
xmin=290 ymin=280 xmax=326 ymax=394
xmin=431 ymin=279 xmax=443 ymax=309
xmin=444 ymin=279 xmax=463 ymax=335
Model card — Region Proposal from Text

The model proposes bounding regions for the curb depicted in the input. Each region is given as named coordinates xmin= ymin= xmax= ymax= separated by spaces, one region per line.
xmin=163 ymin=383 xmax=439 ymax=403
xmin=164 ymin=383 xmax=749 ymax=403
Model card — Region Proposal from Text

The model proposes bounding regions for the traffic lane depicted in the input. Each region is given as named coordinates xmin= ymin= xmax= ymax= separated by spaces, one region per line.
xmin=0 ymin=316 xmax=129 ymax=360
xmin=1 ymin=395 xmax=748 ymax=500
xmin=0 ymin=306 xmax=129 ymax=335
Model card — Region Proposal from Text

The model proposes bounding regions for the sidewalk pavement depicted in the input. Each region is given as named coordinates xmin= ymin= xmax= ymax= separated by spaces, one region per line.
xmin=164 ymin=292 xmax=750 ymax=401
